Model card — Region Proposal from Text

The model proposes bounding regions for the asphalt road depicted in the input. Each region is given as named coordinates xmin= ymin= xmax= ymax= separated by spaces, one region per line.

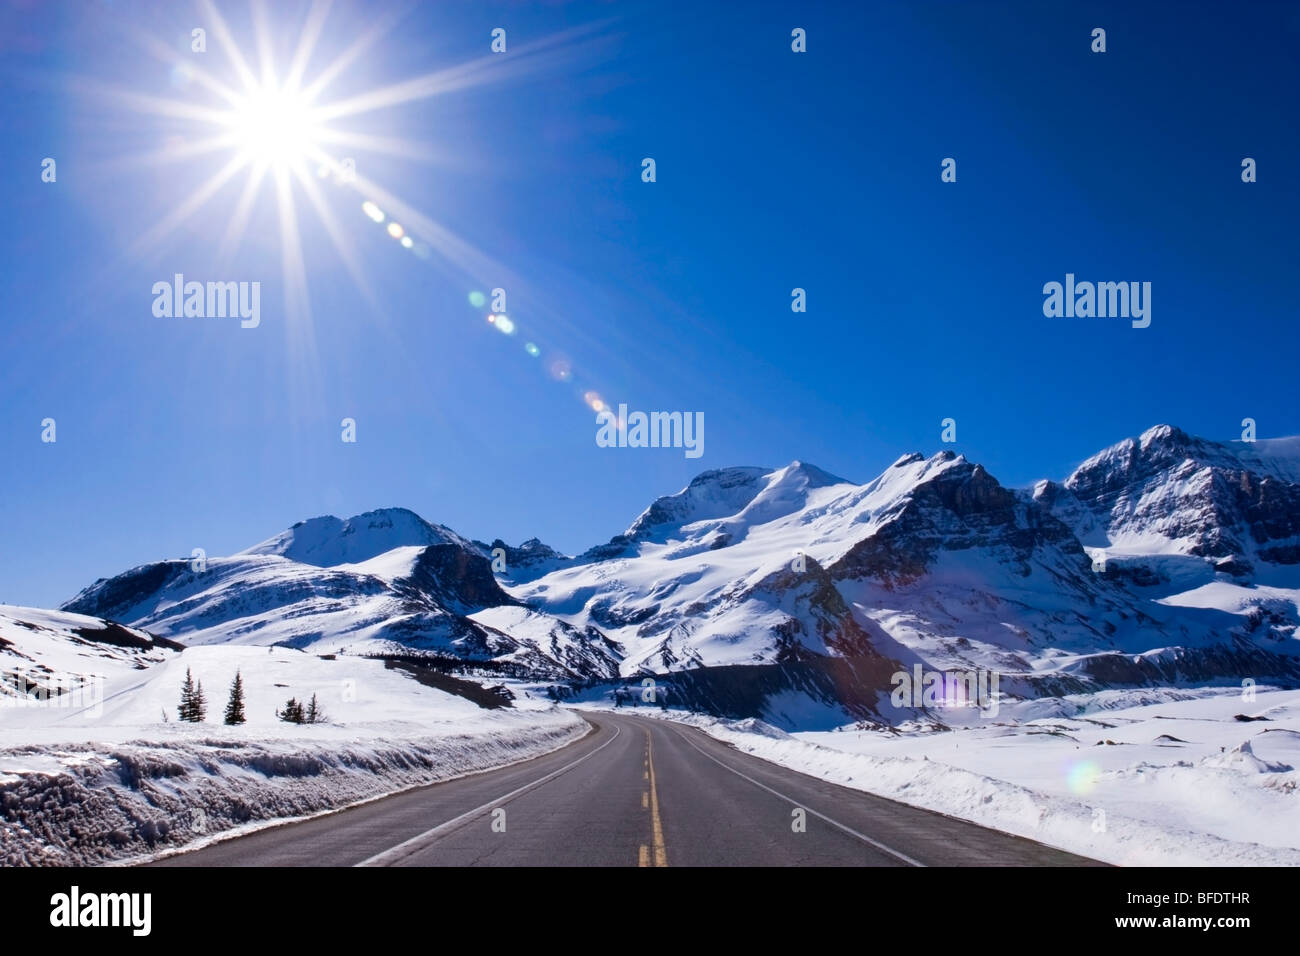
xmin=149 ymin=711 xmax=1103 ymax=867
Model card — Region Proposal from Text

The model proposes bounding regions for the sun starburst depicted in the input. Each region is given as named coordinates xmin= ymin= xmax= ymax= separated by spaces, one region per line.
xmin=86 ymin=1 xmax=621 ymax=420
xmin=103 ymin=3 xmax=611 ymax=320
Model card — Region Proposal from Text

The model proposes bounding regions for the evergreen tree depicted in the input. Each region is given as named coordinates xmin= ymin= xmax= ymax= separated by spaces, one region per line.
xmin=276 ymin=697 xmax=306 ymax=723
xmin=193 ymin=679 xmax=207 ymax=722
xmin=305 ymin=692 xmax=324 ymax=724
xmin=178 ymin=668 xmax=198 ymax=722
xmin=223 ymin=670 xmax=247 ymax=725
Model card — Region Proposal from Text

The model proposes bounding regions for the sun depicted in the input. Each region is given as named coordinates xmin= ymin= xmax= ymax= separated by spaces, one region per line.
xmin=110 ymin=0 xmax=615 ymax=400
xmin=226 ymin=81 xmax=322 ymax=169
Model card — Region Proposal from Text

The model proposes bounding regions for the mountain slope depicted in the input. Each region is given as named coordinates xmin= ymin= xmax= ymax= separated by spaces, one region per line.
xmin=0 ymin=606 xmax=181 ymax=706
xmin=63 ymin=511 xmax=620 ymax=681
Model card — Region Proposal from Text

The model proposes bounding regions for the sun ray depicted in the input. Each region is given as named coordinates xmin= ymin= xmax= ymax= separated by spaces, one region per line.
xmin=199 ymin=0 xmax=261 ymax=95
xmin=250 ymin=0 xmax=278 ymax=86
xmin=273 ymin=161 xmax=312 ymax=333
xmin=297 ymin=7 xmax=407 ymax=105
xmin=311 ymin=128 xmax=438 ymax=162
xmin=272 ymin=161 xmax=326 ymax=421
xmin=125 ymin=28 xmax=245 ymax=107
xmin=293 ymin=151 xmax=377 ymax=308
xmin=102 ymin=132 xmax=245 ymax=173
xmin=216 ymin=159 xmax=271 ymax=268
xmin=283 ymin=0 xmax=333 ymax=93
xmin=311 ymin=23 xmax=615 ymax=123
xmin=130 ymin=152 xmax=251 ymax=258
xmin=82 ymin=81 xmax=235 ymax=126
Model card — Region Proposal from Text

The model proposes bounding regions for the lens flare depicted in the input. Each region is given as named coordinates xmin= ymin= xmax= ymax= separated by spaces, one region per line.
xmin=169 ymin=63 xmax=193 ymax=90
xmin=386 ymin=222 xmax=404 ymax=239
xmin=362 ymin=201 xmax=385 ymax=223
xmin=524 ymin=342 xmax=540 ymax=357
xmin=1067 ymin=760 xmax=1101 ymax=795
xmin=468 ymin=290 xmax=487 ymax=308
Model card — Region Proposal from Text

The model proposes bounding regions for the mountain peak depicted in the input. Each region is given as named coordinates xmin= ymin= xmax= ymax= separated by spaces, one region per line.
xmin=243 ymin=507 xmax=469 ymax=567
xmin=1059 ymin=424 xmax=1300 ymax=565
xmin=619 ymin=462 xmax=848 ymax=544
xmin=1138 ymin=423 xmax=1191 ymax=450
xmin=777 ymin=460 xmax=849 ymax=487
xmin=624 ymin=467 xmax=771 ymax=540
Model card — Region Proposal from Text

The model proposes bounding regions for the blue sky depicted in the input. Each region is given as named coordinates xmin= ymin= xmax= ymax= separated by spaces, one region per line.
xmin=2 ymin=0 xmax=1298 ymax=608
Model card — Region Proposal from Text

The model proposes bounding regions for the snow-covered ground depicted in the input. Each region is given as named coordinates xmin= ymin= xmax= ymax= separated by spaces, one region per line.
xmin=599 ymin=687 xmax=1300 ymax=866
xmin=0 ymin=631 xmax=584 ymax=866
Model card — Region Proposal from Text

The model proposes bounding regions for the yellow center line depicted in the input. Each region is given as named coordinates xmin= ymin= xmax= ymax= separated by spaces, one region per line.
xmin=646 ymin=729 xmax=668 ymax=867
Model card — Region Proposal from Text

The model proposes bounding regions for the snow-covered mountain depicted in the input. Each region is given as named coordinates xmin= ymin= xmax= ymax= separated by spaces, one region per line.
xmin=0 ymin=606 xmax=182 ymax=706
xmin=62 ymin=511 xmax=620 ymax=681
xmin=518 ymin=432 xmax=1300 ymax=710
xmin=242 ymin=508 xmax=473 ymax=566
xmin=51 ymin=425 xmax=1300 ymax=725
xmin=1044 ymin=424 xmax=1300 ymax=574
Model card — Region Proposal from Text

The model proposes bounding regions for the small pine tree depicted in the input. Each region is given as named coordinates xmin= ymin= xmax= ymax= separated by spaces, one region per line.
xmin=305 ymin=692 xmax=324 ymax=724
xmin=193 ymin=680 xmax=207 ymax=722
xmin=276 ymin=697 xmax=306 ymax=723
xmin=178 ymin=668 xmax=198 ymax=722
xmin=224 ymin=671 xmax=247 ymax=725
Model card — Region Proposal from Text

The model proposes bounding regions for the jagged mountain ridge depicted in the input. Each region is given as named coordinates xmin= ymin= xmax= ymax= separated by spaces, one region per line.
xmin=517 ymin=430 xmax=1300 ymax=697
xmin=56 ymin=425 xmax=1300 ymax=720
xmin=1044 ymin=424 xmax=1300 ymax=572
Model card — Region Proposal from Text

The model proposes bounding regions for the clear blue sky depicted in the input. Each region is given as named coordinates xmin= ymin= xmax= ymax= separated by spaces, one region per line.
xmin=2 ymin=0 xmax=1298 ymax=608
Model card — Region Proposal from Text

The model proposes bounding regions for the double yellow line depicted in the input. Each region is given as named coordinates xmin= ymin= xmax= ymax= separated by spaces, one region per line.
xmin=638 ymin=728 xmax=668 ymax=867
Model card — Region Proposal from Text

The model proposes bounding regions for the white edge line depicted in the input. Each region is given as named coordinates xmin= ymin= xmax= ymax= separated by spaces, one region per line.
xmin=114 ymin=716 xmax=590 ymax=867
xmin=355 ymin=722 xmax=623 ymax=867
xmin=666 ymin=723 xmax=926 ymax=867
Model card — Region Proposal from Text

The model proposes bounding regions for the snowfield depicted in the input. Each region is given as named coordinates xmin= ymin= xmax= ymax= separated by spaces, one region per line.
xmin=0 ymin=629 xmax=585 ymax=866
xmin=606 ymin=686 xmax=1300 ymax=866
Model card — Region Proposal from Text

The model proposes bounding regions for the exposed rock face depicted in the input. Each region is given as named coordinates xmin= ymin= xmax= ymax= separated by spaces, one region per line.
xmin=1059 ymin=424 xmax=1300 ymax=570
